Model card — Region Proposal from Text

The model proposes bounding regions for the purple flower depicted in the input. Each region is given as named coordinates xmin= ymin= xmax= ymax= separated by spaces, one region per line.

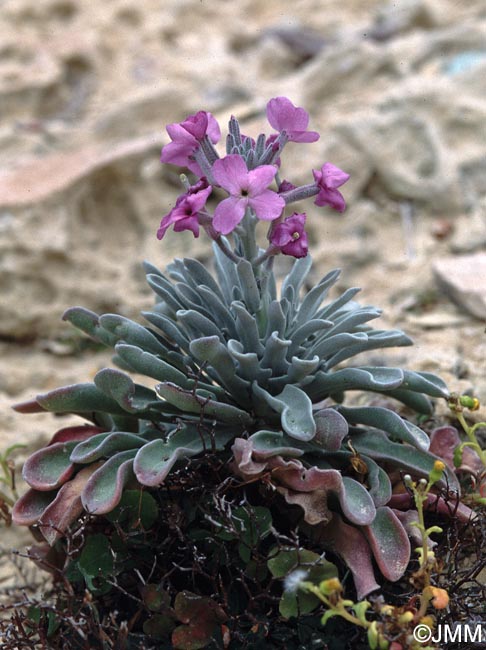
xmin=313 ymin=163 xmax=350 ymax=212
xmin=157 ymin=181 xmax=212 ymax=239
xmin=270 ymin=212 xmax=308 ymax=258
xmin=212 ymin=155 xmax=285 ymax=235
xmin=161 ymin=111 xmax=221 ymax=174
xmin=266 ymin=97 xmax=319 ymax=143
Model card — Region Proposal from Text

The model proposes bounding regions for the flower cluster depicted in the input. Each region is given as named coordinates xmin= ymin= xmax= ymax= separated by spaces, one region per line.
xmin=158 ymin=97 xmax=349 ymax=260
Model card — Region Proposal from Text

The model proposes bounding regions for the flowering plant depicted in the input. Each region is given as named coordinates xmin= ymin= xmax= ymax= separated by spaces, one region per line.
xmin=9 ymin=97 xmax=472 ymax=649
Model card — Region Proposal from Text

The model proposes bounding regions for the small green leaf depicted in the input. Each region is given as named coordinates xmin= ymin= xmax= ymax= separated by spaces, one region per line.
xmin=105 ymin=490 xmax=159 ymax=530
xmin=143 ymin=613 xmax=175 ymax=639
xmin=78 ymin=534 xmax=114 ymax=593
xmin=321 ymin=609 xmax=339 ymax=625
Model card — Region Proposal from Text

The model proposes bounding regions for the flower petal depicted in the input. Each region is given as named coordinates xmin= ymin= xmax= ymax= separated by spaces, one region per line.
xmin=314 ymin=187 xmax=346 ymax=212
xmin=267 ymin=97 xmax=309 ymax=132
xmin=281 ymin=231 xmax=308 ymax=257
xmin=288 ymin=130 xmax=320 ymax=143
xmin=213 ymin=196 xmax=247 ymax=234
xmin=173 ymin=216 xmax=200 ymax=237
xmin=206 ymin=112 xmax=222 ymax=144
xmin=249 ymin=190 xmax=285 ymax=221
xmin=212 ymin=155 xmax=249 ymax=195
xmin=247 ymin=164 xmax=278 ymax=196
xmin=319 ymin=163 xmax=350 ymax=189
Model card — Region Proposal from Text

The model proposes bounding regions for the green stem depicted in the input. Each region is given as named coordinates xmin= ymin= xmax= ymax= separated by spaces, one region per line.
xmin=414 ymin=492 xmax=430 ymax=585
xmin=238 ymin=210 xmax=258 ymax=265
xmin=304 ymin=585 xmax=369 ymax=629
xmin=456 ymin=412 xmax=486 ymax=466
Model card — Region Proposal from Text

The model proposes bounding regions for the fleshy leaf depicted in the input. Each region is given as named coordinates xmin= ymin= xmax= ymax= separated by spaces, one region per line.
xmin=351 ymin=429 xmax=459 ymax=491
xmin=70 ymin=431 xmax=146 ymax=464
xmin=272 ymin=462 xmax=376 ymax=526
xmin=316 ymin=515 xmax=380 ymax=600
xmin=99 ymin=314 xmax=167 ymax=355
xmin=314 ymin=408 xmax=349 ymax=451
xmin=155 ymin=382 xmax=253 ymax=425
xmin=429 ymin=425 xmax=484 ymax=475
xmin=36 ymin=464 xmax=101 ymax=545
xmin=336 ymin=405 xmax=429 ymax=450
xmin=36 ymin=383 xmax=127 ymax=415
xmin=22 ymin=442 xmax=77 ymax=491
xmin=62 ymin=306 xmax=118 ymax=347
xmin=134 ymin=426 xmax=233 ymax=486
xmin=252 ymin=384 xmax=316 ymax=441
xmin=362 ymin=506 xmax=410 ymax=582
xmin=247 ymin=430 xmax=305 ymax=458
xmin=237 ymin=259 xmax=261 ymax=313
xmin=115 ymin=343 xmax=193 ymax=388
xmin=94 ymin=368 xmax=157 ymax=413
xmin=81 ymin=449 xmax=137 ymax=514
xmin=48 ymin=425 xmax=105 ymax=446
xmin=11 ymin=489 xmax=57 ymax=526
xmin=308 ymin=367 xmax=405 ymax=401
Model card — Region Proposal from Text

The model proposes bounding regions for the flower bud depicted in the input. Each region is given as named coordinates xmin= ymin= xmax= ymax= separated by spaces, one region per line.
xmin=319 ymin=577 xmax=342 ymax=596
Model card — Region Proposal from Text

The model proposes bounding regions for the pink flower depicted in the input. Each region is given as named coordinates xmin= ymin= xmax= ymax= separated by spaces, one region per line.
xmin=266 ymin=97 xmax=319 ymax=143
xmin=161 ymin=111 xmax=221 ymax=174
xmin=157 ymin=180 xmax=212 ymax=239
xmin=212 ymin=155 xmax=285 ymax=235
xmin=313 ymin=163 xmax=350 ymax=212
xmin=270 ymin=213 xmax=308 ymax=258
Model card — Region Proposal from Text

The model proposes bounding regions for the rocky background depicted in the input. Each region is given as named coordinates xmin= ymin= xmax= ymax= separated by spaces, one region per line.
xmin=1 ymin=0 xmax=486 ymax=555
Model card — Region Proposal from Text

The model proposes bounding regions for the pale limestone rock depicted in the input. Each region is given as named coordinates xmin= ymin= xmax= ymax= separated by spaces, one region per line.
xmin=433 ymin=253 xmax=486 ymax=320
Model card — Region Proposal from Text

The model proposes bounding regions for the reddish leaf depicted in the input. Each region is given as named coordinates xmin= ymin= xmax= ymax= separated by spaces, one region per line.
xmin=429 ymin=425 xmax=483 ymax=475
xmin=362 ymin=506 xmax=410 ymax=582
xmin=48 ymin=425 xmax=105 ymax=446
xmin=38 ymin=464 xmax=102 ymax=544
xmin=11 ymin=489 xmax=56 ymax=526
xmin=172 ymin=591 xmax=227 ymax=650
xmin=11 ymin=398 xmax=46 ymax=413
xmin=316 ymin=515 xmax=380 ymax=599
xmin=388 ymin=492 xmax=476 ymax=522
xmin=22 ymin=442 xmax=77 ymax=491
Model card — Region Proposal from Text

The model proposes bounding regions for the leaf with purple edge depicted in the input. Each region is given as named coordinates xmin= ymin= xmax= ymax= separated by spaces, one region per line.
xmin=316 ymin=514 xmax=380 ymax=600
xmin=94 ymin=368 xmax=158 ymax=414
xmin=362 ymin=506 xmax=411 ymax=582
xmin=70 ymin=431 xmax=146 ymax=464
xmin=313 ymin=408 xmax=349 ymax=451
xmin=155 ymin=382 xmax=253 ymax=426
xmin=11 ymin=398 xmax=47 ymax=414
xmin=11 ymin=489 xmax=56 ymax=526
xmin=336 ymin=405 xmax=429 ymax=450
xmin=310 ymin=451 xmax=391 ymax=507
xmin=272 ymin=463 xmax=376 ymax=526
xmin=246 ymin=430 xmax=305 ymax=459
xmin=251 ymin=383 xmax=316 ymax=441
xmin=36 ymin=464 xmax=102 ymax=545
xmin=36 ymin=383 xmax=127 ymax=415
xmin=81 ymin=449 xmax=136 ymax=514
xmin=48 ymin=425 xmax=105 ymax=446
xmin=351 ymin=429 xmax=459 ymax=491
xmin=134 ymin=425 xmax=233 ymax=487
xmin=22 ymin=442 xmax=77 ymax=491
